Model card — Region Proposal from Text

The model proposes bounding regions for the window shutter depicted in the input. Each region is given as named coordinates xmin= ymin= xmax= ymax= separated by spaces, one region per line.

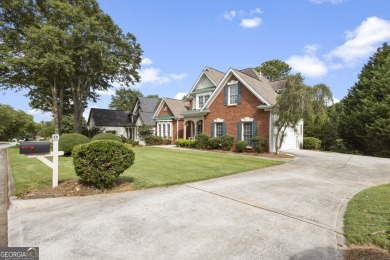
xmin=237 ymin=122 xmax=242 ymax=141
xmin=237 ymin=83 xmax=242 ymax=104
xmin=222 ymin=122 xmax=227 ymax=135
xmin=211 ymin=123 xmax=215 ymax=138
xmin=224 ymin=86 xmax=228 ymax=105
xmin=252 ymin=122 xmax=257 ymax=146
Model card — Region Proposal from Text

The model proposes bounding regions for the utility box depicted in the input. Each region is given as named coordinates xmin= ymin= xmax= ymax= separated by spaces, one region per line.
xmin=20 ymin=141 xmax=50 ymax=155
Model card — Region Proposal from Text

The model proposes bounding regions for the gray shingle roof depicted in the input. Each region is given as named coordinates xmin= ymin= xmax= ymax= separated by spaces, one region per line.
xmin=234 ymin=69 xmax=279 ymax=105
xmin=269 ymin=80 xmax=287 ymax=93
xmin=88 ymin=108 xmax=131 ymax=127
xmin=164 ymin=98 xmax=190 ymax=119
xmin=204 ymin=67 xmax=225 ymax=86
xmin=138 ymin=97 xmax=160 ymax=113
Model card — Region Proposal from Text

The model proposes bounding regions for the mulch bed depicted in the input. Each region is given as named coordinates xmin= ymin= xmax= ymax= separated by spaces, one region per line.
xmin=344 ymin=245 xmax=390 ymax=260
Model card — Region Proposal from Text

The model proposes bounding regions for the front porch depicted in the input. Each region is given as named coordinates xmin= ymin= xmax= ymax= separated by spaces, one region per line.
xmin=183 ymin=117 xmax=204 ymax=140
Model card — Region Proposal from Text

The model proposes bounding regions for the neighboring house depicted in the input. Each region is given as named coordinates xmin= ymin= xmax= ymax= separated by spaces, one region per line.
xmin=87 ymin=108 xmax=131 ymax=137
xmin=153 ymin=98 xmax=190 ymax=143
xmin=171 ymin=66 xmax=303 ymax=152
xmin=127 ymin=97 xmax=160 ymax=142
xmin=87 ymin=97 xmax=160 ymax=143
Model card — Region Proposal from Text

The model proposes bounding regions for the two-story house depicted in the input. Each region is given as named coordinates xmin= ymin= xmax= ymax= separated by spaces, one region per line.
xmin=154 ymin=66 xmax=303 ymax=152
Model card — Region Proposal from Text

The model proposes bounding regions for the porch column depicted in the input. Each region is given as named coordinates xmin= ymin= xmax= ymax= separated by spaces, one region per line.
xmin=183 ymin=121 xmax=187 ymax=139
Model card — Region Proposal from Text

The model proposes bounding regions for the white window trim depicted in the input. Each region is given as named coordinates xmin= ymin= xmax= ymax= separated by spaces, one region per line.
xmin=228 ymin=84 xmax=238 ymax=106
xmin=156 ymin=121 xmax=173 ymax=139
xmin=214 ymin=118 xmax=224 ymax=123
xmin=195 ymin=92 xmax=212 ymax=109
xmin=241 ymin=117 xmax=254 ymax=147
xmin=241 ymin=117 xmax=254 ymax=122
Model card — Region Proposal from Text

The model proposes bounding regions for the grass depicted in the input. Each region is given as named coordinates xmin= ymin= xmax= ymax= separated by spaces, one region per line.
xmin=9 ymin=146 xmax=283 ymax=196
xmin=344 ymin=184 xmax=390 ymax=251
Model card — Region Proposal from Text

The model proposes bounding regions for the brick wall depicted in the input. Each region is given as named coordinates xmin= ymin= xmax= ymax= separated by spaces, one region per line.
xmin=204 ymin=76 xmax=270 ymax=151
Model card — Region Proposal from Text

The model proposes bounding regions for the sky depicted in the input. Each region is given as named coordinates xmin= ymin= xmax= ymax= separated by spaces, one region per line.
xmin=1 ymin=0 xmax=390 ymax=122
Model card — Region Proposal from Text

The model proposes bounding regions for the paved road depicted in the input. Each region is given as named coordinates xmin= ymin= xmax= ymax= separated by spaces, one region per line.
xmin=8 ymin=150 xmax=390 ymax=260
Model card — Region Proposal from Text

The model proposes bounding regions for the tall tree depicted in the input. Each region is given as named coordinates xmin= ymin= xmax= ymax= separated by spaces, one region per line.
xmin=109 ymin=88 xmax=143 ymax=111
xmin=339 ymin=43 xmax=390 ymax=157
xmin=0 ymin=0 xmax=143 ymax=134
xmin=273 ymin=74 xmax=332 ymax=154
xmin=255 ymin=59 xmax=291 ymax=81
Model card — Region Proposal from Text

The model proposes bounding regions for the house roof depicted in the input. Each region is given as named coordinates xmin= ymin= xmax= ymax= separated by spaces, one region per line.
xmin=203 ymin=67 xmax=225 ymax=86
xmin=137 ymin=97 xmax=160 ymax=113
xmin=153 ymin=98 xmax=190 ymax=120
xmin=88 ymin=108 xmax=131 ymax=127
xmin=269 ymin=79 xmax=287 ymax=93
xmin=164 ymin=98 xmax=190 ymax=119
xmin=239 ymin=68 xmax=262 ymax=81
xmin=234 ymin=69 xmax=279 ymax=105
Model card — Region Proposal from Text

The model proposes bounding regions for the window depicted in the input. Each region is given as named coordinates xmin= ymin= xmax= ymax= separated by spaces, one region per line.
xmin=243 ymin=123 xmax=252 ymax=144
xmin=229 ymin=84 xmax=238 ymax=105
xmin=196 ymin=93 xmax=211 ymax=109
xmin=157 ymin=122 xmax=173 ymax=138
xmin=215 ymin=123 xmax=223 ymax=138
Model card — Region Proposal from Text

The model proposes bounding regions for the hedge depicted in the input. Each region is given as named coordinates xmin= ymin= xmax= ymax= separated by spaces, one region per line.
xmin=91 ymin=133 xmax=121 ymax=142
xmin=59 ymin=133 xmax=90 ymax=155
xmin=303 ymin=137 xmax=321 ymax=150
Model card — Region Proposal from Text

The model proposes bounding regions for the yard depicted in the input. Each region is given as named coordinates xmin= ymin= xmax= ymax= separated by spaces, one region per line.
xmin=9 ymin=146 xmax=283 ymax=197
xmin=344 ymin=184 xmax=390 ymax=255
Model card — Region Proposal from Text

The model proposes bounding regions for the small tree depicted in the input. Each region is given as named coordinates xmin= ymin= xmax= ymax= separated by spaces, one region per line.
xmin=273 ymin=74 xmax=332 ymax=154
xmin=138 ymin=124 xmax=154 ymax=140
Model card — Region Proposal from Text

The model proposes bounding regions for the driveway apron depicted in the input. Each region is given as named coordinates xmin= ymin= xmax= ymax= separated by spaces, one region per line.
xmin=8 ymin=150 xmax=390 ymax=260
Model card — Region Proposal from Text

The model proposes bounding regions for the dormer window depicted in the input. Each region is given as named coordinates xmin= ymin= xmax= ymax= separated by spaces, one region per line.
xmin=196 ymin=93 xmax=211 ymax=109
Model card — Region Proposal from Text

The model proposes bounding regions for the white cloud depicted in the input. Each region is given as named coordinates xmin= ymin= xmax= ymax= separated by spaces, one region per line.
xmin=28 ymin=109 xmax=52 ymax=121
xmin=141 ymin=57 xmax=153 ymax=66
xmin=240 ymin=17 xmax=262 ymax=29
xmin=286 ymin=55 xmax=328 ymax=78
xmin=96 ymin=88 xmax=116 ymax=96
xmin=223 ymin=11 xmax=237 ymax=21
xmin=327 ymin=17 xmax=390 ymax=66
xmin=250 ymin=8 xmax=263 ymax=15
xmin=174 ymin=92 xmax=187 ymax=100
xmin=138 ymin=67 xmax=187 ymax=86
xmin=286 ymin=44 xmax=328 ymax=77
xmin=309 ymin=0 xmax=346 ymax=4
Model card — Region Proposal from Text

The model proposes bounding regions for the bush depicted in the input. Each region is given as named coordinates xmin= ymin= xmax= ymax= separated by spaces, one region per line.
xmin=303 ymin=137 xmax=321 ymax=150
xmin=235 ymin=141 xmax=247 ymax=153
xmin=127 ymin=139 xmax=139 ymax=146
xmin=91 ymin=133 xmax=121 ymax=142
xmin=220 ymin=135 xmax=234 ymax=151
xmin=195 ymin=134 xmax=210 ymax=149
xmin=59 ymin=133 xmax=90 ymax=155
xmin=208 ymin=137 xmax=221 ymax=149
xmin=252 ymin=136 xmax=267 ymax=153
xmin=144 ymin=135 xmax=163 ymax=145
xmin=175 ymin=138 xmax=196 ymax=148
xmin=72 ymin=140 xmax=135 ymax=189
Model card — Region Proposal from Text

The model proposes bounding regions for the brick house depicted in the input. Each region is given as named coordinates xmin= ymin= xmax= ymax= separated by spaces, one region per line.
xmin=154 ymin=66 xmax=303 ymax=152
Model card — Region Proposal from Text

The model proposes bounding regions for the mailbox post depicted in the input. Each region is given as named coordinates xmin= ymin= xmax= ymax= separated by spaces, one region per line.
xmin=20 ymin=135 xmax=64 ymax=187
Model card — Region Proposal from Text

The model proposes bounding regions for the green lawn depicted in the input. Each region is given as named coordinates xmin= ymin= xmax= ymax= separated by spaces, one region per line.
xmin=9 ymin=146 xmax=283 ymax=196
xmin=344 ymin=184 xmax=390 ymax=251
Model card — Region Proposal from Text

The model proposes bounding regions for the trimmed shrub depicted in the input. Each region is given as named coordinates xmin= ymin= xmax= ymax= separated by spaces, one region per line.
xmin=208 ymin=137 xmax=221 ymax=149
xmin=220 ymin=135 xmax=234 ymax=151
xmin=175 ymin=138 xmax=196 ymax=148
xmin=235 ymin=141 xmax=247 ymax=153
xmin=195 ymin=134 xmax=210 ymax=149
xmin=72 ymin=140 xmax=135 ymax=189
xmin=252 ymin=136 xmax=267 ymax=153
xmin=91 ymin=133 xmax=121 ymax=142
xmin=59 ymin=133 xmax=90 ymax=155
xmin=303 ymin=137 xmax=321 ymax=150
xmin=144 ymin=135 xmax=163 ymax=146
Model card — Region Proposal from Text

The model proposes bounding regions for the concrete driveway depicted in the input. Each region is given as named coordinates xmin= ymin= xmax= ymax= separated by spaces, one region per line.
xmin=8 ymin=150 xmax=390 ymax=260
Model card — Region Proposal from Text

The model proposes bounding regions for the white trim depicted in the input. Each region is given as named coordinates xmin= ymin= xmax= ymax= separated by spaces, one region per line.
xmin=202 ymin=68 xmax=271 ymax=111
xmin=241 ymin=117 xmax=254 ymax=122
xmin=227 ymin=80 xmax=238 ymax=85
xmin=195 ymin=92 xmax=212 ymax=109
xmin=156 ymin=121 xmax=173 ymax=139
xmin=187 ymin=66 xmax=219 ymax=96
xmin=152 ymin=99 xmax=165 ymax=119
xmin=213 ymin=118 xmax=224 ymax=123
xmin=227 ymin=84 xmax=238 ymax=106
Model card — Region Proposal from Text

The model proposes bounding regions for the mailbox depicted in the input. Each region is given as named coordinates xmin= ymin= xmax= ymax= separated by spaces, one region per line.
xmin=20 ymin=141 xmax=50 ymax=155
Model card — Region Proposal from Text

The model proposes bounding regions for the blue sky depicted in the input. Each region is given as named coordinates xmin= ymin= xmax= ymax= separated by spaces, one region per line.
xmin=1 ymin=0 xmax=390 ymax=122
